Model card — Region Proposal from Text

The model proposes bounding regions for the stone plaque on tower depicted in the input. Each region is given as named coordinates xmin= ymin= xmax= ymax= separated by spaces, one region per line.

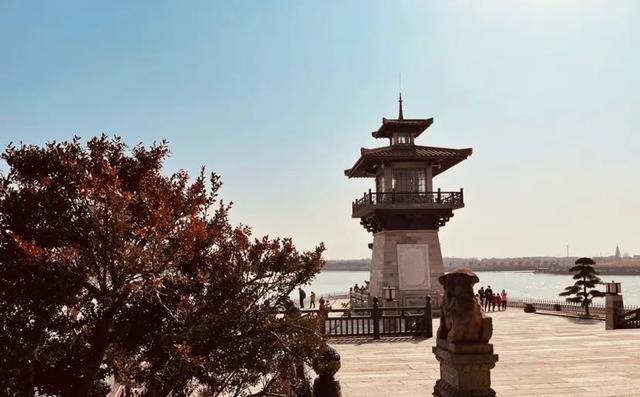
xmin=345 ymin=95 xmax=472 ymax=308
xmin=398 ymin=244 xmax=430 ymax=290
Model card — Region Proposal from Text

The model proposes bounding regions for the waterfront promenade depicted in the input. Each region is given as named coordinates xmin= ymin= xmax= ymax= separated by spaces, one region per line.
xmin=335 ymin=310 xmax=640 ymax=396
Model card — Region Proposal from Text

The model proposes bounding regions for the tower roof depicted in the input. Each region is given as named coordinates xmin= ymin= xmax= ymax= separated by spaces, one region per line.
xmin=344 ymin=145 xmax=472 ymax=178
xmin=371 ymin=95 xmax=433 ymax=138
xmin=371 ymin=117 xmax=434 ymax=139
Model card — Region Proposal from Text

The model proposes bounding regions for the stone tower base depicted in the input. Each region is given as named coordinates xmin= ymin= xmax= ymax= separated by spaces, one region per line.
xmin=369 ymin=229 xmax=444 ymax=307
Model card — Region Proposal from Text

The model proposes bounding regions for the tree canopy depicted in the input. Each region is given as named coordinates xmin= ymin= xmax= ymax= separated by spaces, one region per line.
xmin=0 ymin=136 xmax=325 ymax=396
xmin=559 ymin=257 xmax=604 ymax=316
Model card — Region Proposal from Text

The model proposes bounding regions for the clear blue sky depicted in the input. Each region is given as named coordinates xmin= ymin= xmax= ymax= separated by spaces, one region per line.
xmin=1 ymin=1 xmax=638 ymax=259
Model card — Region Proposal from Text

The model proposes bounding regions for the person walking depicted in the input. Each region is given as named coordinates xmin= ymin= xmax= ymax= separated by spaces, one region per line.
xmin=478 ymin=286 xmax=485 ymax=308
xmin=491 ymin=293 xmax=497 ymax=312
xmin=501 ymin=289 xmax=508 ymax=310
xmin=495 ymin=293 xmax=502 ymax=311
xmin=309 ymin=291 xmax=316 ymax=308
xmin=484 ymin=285 xmax=493 ymax=311
xmin=298 ymin=287 xmax=306 ymax=308
xmin=317 ymin=297 xmax=327 ymax=334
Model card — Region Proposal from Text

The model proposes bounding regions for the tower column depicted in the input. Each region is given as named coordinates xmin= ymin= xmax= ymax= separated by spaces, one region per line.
xmin=426 ymin=164 xmax=433 ymax=192
xmin=383 ymin=166 xmax=393 ymax=192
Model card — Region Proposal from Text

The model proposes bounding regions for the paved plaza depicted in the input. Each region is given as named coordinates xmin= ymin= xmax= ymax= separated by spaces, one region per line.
xmin=334 ymin=310 xmax=640 ymax=396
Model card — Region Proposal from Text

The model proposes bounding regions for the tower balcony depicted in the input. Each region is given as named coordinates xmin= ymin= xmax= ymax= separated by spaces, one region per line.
xmin=352 ymin=189 xmax=464 ymax=219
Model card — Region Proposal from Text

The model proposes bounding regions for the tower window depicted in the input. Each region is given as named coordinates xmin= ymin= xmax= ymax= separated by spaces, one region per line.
xmin=392 ymin=168 xmax=426 ymax=192
xmin=395 ymin=133 xmax=411 ymax=145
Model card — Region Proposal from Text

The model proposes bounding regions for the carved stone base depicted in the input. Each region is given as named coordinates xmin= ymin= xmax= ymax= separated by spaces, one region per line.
xmin=313 ymin=375 xmax=341 ymax=397
xmin=432 ymin=339 xmax=498 ymax=397
xmin=433 ymin=379 xmax=495 ymax=397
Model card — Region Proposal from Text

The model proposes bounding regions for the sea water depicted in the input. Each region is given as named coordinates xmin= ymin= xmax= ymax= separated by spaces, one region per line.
xmin=299 ymin=270 xmax=640 ymax=306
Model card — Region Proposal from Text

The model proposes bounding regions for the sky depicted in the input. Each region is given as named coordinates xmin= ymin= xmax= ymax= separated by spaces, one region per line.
xmin=0 ymin=1 xmax=638 ymax=260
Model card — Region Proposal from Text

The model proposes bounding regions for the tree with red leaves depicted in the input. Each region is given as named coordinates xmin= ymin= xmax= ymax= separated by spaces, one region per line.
xmin=0 ymin=136 xmax=325 ymax=396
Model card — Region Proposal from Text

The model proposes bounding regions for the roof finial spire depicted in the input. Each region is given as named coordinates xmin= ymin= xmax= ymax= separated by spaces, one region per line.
xmin=398 ymin=73 xmax=404 ymax=120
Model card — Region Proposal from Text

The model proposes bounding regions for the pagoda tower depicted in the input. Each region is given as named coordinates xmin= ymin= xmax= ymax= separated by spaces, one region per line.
xmin=345 ymin=95 xmax=472 ymax=307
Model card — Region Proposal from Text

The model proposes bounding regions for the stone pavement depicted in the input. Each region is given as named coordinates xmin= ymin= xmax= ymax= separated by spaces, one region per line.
xmin=333 ymin=310 xmax=640 ymax=396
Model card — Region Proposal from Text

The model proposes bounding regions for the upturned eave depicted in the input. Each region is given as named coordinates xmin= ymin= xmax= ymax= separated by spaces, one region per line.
xmin=344 ymin=145 xmax=472 ymax=178
xmin=371 ymin=117 xmax=434 ymax=139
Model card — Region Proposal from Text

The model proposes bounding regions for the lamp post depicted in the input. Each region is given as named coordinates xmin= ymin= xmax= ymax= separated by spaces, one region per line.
xmin=383 ymin=286 xmax=397 ymax=302
xmin=605 ymin=281 xmax=621 ymax=295
xmin=382 ymin=286 xmax=398 ymax=333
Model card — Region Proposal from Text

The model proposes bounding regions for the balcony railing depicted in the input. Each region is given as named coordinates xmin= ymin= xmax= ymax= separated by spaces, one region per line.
xmin=352 ymin=189 xmax=464 ymax=214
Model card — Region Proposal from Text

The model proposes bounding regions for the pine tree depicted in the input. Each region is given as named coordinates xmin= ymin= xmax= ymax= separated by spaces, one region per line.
xmin=559 ymin=257 xmax=605 ymax=316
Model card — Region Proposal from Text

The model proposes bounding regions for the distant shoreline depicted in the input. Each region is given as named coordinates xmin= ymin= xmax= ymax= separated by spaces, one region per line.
xmin=321 ymin=268 xmax=640 ymax=276
xmin=323 ymin=261 xmax=640 ymax=276
xmin=323 ymin=260 xmax=369 ymax=271
xmin=530 ymin=268 xmax=640 ymax=276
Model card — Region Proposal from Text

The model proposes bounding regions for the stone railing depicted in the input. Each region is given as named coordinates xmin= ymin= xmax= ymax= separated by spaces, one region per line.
xmin=506 ymin=297 xmax=639 ymax=317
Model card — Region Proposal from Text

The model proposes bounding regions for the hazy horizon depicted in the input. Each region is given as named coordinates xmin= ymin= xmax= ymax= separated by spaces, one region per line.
xmin=326 ymin=252 xmax=638 ymax=261
xmin=1 ymin=1 xmax=638 ymax=260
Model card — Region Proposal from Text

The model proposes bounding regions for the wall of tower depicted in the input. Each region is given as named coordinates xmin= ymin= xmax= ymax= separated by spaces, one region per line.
xmin=369 ymin=229 xmax=445 ymax=308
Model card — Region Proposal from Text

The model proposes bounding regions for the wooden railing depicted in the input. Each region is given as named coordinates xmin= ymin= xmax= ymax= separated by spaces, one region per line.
xmin=352 ymin=189 xmax=464 ymax=214
xmin=325 ymin=291 xmax=350 ymax=300
xmin=349 ymin=290 xmax=370 ymax=308
xmin=303 ymin=298 xmax=433 ymax=339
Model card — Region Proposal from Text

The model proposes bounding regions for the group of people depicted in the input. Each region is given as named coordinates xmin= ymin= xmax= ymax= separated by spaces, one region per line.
xmin=297 ymin=287 xmax=317 ymax=309
xmin=299 ymin=282 xmax=505 ymax=313
xmin=477 ymin=285 xmax=508 ymax=312
xmin=351 ymin=280 xmax=369 ymax=293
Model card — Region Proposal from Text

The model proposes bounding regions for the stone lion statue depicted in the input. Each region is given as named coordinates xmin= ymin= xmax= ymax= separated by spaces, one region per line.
xmin=437 ymin=268 xmax=492 ymax=343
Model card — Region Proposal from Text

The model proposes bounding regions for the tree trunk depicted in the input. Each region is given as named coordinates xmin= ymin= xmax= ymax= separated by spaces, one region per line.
xmin=74 ymin=315 xmax=113 ymax=396
xmin=24 ymin=357 xmax=36 ymax=397
xmin=67 ymin=300 xmax=120 ymax=397
xmin=583 ymin=275 xmax=589 ymax=317
xmin=16 ymin=352 xmax=36 ymax=397
xmin=138 ymin=343 xmax=173 ymax=397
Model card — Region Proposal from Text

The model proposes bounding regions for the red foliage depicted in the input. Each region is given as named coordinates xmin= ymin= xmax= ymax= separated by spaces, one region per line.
xmin=0 ymin=136 xmax=325 ymax=396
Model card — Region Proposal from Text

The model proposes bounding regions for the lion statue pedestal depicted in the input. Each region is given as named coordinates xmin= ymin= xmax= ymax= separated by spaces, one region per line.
xmin=432 ymin=268 xmax=498 ymax=397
